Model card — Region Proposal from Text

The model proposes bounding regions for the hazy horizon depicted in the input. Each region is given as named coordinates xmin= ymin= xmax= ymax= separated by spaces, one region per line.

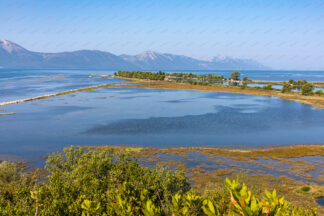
xmin=1 ymin=0 xmax=324 ymax=70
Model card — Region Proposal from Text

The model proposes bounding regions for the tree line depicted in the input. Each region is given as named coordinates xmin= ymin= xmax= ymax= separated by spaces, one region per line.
xmin=115 ymin=70 xmax=248 ymax=83
xmin=115 ymin=71 xmax=167 ymax=80
xmin=115 ymin=71 xmax=227 ymax=82
xmin=282 ymin=79 xmax=323 ymax=96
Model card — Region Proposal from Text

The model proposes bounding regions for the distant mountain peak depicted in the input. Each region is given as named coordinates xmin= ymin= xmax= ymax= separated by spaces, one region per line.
xmin=0 ymin=39 xmax=27 ymax=53
xmin=136 ymin=51 xmax=161 ymax=60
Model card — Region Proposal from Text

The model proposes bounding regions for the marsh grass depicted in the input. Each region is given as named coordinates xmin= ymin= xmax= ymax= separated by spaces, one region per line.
xmin=81 ymin=145 xmax=323 ymax=175
xmin=81 ymin=144 xmax=324 ymax=184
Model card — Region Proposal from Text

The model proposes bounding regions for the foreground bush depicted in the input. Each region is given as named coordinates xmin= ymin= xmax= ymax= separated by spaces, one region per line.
xmin=0 ymin=146 xmax=317 ymax=215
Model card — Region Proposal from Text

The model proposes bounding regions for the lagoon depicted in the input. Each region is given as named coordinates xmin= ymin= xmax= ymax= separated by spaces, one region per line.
xmin=1 ymin=87 xmax=324 ymax=165
xmin=1 ymin=69 xmax=324 ymax=165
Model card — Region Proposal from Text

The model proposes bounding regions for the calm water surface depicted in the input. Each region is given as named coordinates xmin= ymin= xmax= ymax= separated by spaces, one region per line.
xmin=1 ymin=69 xmax=324 ymax=165
xmin=1 ymin=69 xmax=324 ymax=102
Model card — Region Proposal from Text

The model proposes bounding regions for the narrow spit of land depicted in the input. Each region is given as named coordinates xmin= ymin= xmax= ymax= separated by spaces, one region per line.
xmin=0 ymin=82 xmax=131 ymax=107
xmin=103 ymin=75 xmax=324 ymax=109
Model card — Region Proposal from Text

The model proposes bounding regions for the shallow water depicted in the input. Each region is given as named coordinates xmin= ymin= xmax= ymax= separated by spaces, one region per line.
xmin=1 ymin=69 xmax=324 ymax=165
xmin=317 ymin=197 xmax=324 ymax=207
xmin=1 ymin=86 xmax=324 ymax=165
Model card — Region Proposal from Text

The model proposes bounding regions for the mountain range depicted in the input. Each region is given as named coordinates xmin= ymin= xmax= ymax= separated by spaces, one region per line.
xmin=0 ymin=39 xmax=267 ymax=70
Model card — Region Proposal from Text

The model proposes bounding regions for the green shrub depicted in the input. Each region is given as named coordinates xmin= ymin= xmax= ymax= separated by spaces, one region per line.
xmin=282 ymin=83 xmax=293 ymax=93
xmin=230 ymin=71 xmax=241 ymax=81
xmin=240 ymin=84 xmax=247 ymax=89
xmin=314 ymin=89 xmax=324 ymax=96
xmin=0 ymin=161 xmax=36 ymax=216
xmin=262 ymin=84 xmax=273 ymax=90
xmin=301 ymin=186 xmax=311 ymax=192
xmin=36 ymin=146 xmax=190 ymax=215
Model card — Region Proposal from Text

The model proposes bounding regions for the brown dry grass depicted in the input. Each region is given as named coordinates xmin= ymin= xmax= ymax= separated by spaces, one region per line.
xmin=83 ymin=144 xmax=324 ymax=162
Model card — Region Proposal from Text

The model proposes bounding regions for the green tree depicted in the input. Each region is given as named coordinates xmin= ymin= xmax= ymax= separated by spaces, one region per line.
xmin=301 ymin=83 xmax=315 ymax=96
xmin=242 ymin=76 xmax=249 ymax=82
xmin=230 ymin=71 xmax=241 ymax=81
xmin=289 ymin=79 xmax=296 ymax=85
xmin=282 ymin=83 xmax=293 ymax=93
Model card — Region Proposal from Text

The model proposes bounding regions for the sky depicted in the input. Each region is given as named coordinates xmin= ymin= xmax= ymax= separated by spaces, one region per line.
xmin=1 ymin=0 xmax=324 ymax=70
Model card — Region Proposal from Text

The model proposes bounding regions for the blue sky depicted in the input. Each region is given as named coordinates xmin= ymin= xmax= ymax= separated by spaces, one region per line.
xmin=1 ymin=0 xmax=324 ymax=70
